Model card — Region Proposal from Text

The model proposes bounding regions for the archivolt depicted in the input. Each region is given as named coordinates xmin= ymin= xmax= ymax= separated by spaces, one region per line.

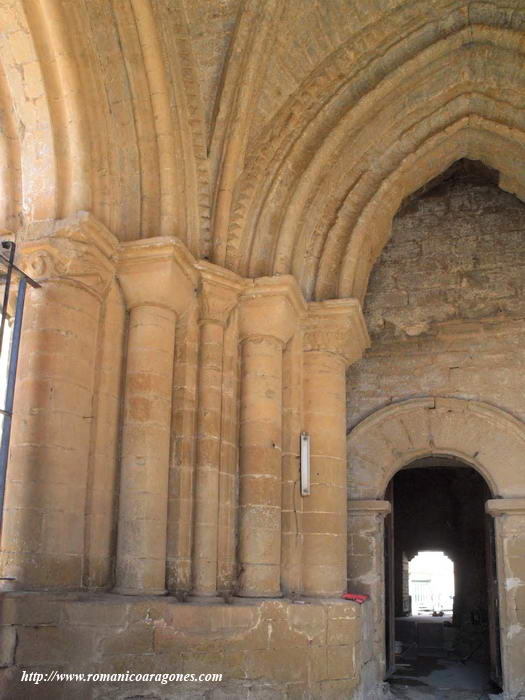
xmin=0 ymin=0 xmax=208 ymax=251
xmin=347 ymin=398 xmax=525 ymax=500
xmin=225 ymin=13 xmax=525 ymax=301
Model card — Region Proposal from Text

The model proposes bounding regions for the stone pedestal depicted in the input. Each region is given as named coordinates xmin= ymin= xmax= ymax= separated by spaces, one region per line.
xmin=237 ymin=277 xmax=305 ymax=597
xmin=302 ymin=300 xmax=369 ymax=597
xmin=0 ymin=213 xmax=117 ymax=589
xmin=486 ymin=498 xmax=525 ymax=699
xmin=191 ymin=263 xmax=242 ymax=596
xmin=114 ymin=238 xmax=197 ymax=595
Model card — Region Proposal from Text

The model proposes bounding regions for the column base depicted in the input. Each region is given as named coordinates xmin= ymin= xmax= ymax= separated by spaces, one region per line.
xmin=236 ymin=590 xmax=283 ymax=599
xmin=187 ymin=594 xmax=225 ymax=603
xmin=112 ymin=587 xmax=167 ymax=596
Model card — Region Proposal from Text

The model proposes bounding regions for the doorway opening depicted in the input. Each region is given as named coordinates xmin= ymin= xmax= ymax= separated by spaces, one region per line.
xmin=385 ymin=457 xmax=502 ymax=697
xmin=409 ymin=551 xmax=454 ymax=617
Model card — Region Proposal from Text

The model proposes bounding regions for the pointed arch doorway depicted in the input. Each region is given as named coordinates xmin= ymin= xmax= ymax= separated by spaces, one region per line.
xmin=384 ymin=457 xmax=501 ymax=695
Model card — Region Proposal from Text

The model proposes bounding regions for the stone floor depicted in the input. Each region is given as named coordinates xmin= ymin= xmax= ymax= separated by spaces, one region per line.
xmin=386 ymin=655 xmax=500 ymax=699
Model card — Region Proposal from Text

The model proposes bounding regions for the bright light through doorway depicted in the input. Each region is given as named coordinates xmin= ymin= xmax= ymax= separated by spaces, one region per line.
xmin=409 ymin=551 xmax=454 ymax=616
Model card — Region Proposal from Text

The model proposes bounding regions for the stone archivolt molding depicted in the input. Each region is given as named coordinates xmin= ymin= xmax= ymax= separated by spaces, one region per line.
xmin=5 ymin=0 xmax=525 ymax=305
xmin=348 ymin=397 xmax=525 ymax=500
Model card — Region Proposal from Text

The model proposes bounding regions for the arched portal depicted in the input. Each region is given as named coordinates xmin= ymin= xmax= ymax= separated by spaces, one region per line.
xmin=347 ymin=398 xmax=525 ymax=698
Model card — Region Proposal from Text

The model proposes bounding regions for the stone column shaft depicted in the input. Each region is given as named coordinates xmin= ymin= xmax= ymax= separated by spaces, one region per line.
xmin=115 ymin=303 xmax=176 ymax=594
xmin=0 ymin=214 xmax=117 ymax=590
xmin=237 ymin=277 xmax=306 ymax=597
xmin=303 ymin=350 xmax=347 ymax=596
xmin=302 ymin=299 xmax=369 ymax=597
xmin=192 ymin=320 xmax=225 ymax=594
xmin=114 ymin=237 xmax=198 ymax=595
xmin=280 ymin=333 xmax=304 ymax=596
xmin=216 ymin=315 xmax=240 ymax=593
xmin=192 ymin=264 xmax=241 ymax=596
xmin=166 ymin=308 xmax=199 ymax=594
xmin=239 ymin=334 xmax=284 ymax=596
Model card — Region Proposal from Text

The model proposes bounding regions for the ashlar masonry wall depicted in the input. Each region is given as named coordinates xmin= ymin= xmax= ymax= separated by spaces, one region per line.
xmin=0 ymin=595 xmax=371 ymax=700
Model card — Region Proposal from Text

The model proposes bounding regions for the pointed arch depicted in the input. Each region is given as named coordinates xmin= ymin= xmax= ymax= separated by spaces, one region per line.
xmin=217 ymin=12 xmax=525 ymax=301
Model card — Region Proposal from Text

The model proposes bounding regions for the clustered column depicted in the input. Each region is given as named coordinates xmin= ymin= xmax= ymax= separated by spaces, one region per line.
xmin=1 ymin=221 xmax=374 ymax=604
xmin=114 ymin=239 xmax=197 ymax=595
xmin=237 ymin=278 xmax=305 ymax=597
xmin=302 ymin=300 xmax=370 ymax=597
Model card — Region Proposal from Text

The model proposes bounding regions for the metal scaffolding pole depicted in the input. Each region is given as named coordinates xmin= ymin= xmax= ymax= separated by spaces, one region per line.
xmin=0 ymin=242 xmax=40 ymax=532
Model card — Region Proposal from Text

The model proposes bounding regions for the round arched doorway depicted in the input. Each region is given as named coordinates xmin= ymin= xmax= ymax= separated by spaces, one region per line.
xmin=347 ymin=397 xmax=525 ymax=698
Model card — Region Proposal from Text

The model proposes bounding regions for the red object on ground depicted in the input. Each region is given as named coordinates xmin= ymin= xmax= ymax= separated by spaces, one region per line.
xmin=341 ymin=593 xmax=369 ymax=604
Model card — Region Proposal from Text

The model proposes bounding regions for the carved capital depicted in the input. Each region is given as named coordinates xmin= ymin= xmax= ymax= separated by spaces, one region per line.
xmin=195 ymin=261 xmax=243 ymax=326
xmin=18 ymin=212 xmax=118 ymax=298
xmin=118 ymin=237 xmax=199 ymax=314
xmin=303 ymin=299 xmax=370 ymax=365
xmin=239 ymin=275 xmax=307 ymax=345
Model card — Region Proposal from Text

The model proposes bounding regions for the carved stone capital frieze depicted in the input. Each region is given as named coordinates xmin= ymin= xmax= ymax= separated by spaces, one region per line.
xmin=17 ymin=211 xmax=118 ymax=299
xmin=239 ymin=275 xmax=307 ymax=345
xmin=195 ymin=261 xmax=243 ymax=326
xmin=303 ymin=298 xmax=370 ymax=365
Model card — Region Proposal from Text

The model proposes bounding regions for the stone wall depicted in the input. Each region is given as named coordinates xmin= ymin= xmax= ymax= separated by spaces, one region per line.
xmin=0 ymin=594 xmax=368 ymax=700
xmin=347 ymin=168 xmax=525 ymax=698
xmin=348 ymin=171 xmax=525 ymax=430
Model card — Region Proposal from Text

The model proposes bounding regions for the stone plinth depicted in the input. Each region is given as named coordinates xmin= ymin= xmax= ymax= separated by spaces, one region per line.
xmin=0 ymin=592 xmax=369 ymax=700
